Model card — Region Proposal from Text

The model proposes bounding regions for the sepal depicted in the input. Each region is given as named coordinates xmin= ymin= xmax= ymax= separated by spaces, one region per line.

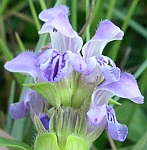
xmin=65 ymin=135 xmax=89 ymax=150
xmin=49 ymin=107 xmax=88 ymax=149
xmin=34 ymin=133 xmax=60 ymax=150
xmin=33 ymin=115 xmax=48 ymax=134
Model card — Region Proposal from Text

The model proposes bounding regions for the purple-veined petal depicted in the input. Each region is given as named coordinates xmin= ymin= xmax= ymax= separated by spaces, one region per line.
xmin=82 ymin=20 xmax=124 ymax=58
xmin=37 ymin=49 xmax=69 ymax=82
xmin=4 ymin=51 xmax=43 ymax=82
xmin=68 ymin=51 xmax=87 ymax=72
xmin=82 ymin=57 xmax=97 ymax=75
xmin=80 ymin=65 xmax=103 ymax=85
xmin=106 ymin=106 xmax=128 ymax=141
xmin=87 ymin=104 xmax=107 ymax=126
xmin=91 ymin=89 xmax=114 ymax=106
xmin=39 ymin=5 xmax=83 ymax=54
xmin=39 ymin=114 xmax=50 ymax=130
xmin=101 ymin=66 xmax=120 ymax=82
xmin=98 ymin=72 xmax=144 ymax=104
xmin=9 ymin=101 xmax=29 ymax=119
xmin=50 ymin=31 xmax=83 ymax=54
xmin=39 ymin=5 xmax=69 ymax=22
xmin=97 ymin=56 xmax=120 ymax=82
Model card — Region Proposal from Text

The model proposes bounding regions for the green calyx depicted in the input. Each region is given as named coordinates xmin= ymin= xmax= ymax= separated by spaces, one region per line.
xmin=23 ymin=72 xmax=99 ymax=110
xmin=34 ymin=107 xmax=91 ymax=150
xmin=49 ymin=107 xmax=88 ymax=149
xmin=34 ymin=133 xmax=89 ymax=150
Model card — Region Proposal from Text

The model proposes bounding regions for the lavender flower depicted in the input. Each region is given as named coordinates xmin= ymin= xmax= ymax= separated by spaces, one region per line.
xmin=4 ymin=4 xmax=144 ymax=147
xmin=39 ymin=114 xmax=50 ymax=131
xmin=87 ymin=72 xmax=143 ymax=141
xmin=5 ymin=6 xmax=123 ymax=83
xmin=10 ymin=89 xmax=48 ymax=119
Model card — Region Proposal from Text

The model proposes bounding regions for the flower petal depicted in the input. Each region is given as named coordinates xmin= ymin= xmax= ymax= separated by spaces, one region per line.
xmin=106 ymin=106 xmax=128 ymax=141
xmin=91 ymin=89 xmax=114 ymax=106
xmin=39 ymin=8 xmax=76 ymax=38
xmin=101 ymin=66 xmax=120 ymax=82
xmin=27 ymin=90 xmax=48 ymax=116
xmin=97 ymin=56 xmax=120 ymax=82
xmin=9 ymin=101 xmax=29 ymax=119
xmin=39 ymin=5 xmax=83 ymax=54
xmin=10 ymin=90 xmax=48 ymax=119
xmin=98 ymin=72 xmax=144 ymax=104
xmin=39 ymin=5 xmax=69 ymax=22
xmin=87 ymin=104 xmax=107 ymax=126
xmin=68 ymin=51 xmax=87 ymax=72
xmin=37 ymin=49 xmax=69 ymax=82
xmin=39 ymin=114 xmax=50 ymax=130
xmin=49 ymin=31 xmax=83 ymax=54
xmin=4 ymin=51 xmax=43 ymax=82
xmin=82 ymin=57 xmax=97 ymax=75
xmin=82 ymin=20 xmax=124 ymax=58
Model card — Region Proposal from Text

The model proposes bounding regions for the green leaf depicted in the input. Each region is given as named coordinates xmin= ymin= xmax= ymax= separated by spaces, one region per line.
xmin=65 ymin=135 xmax=89 ymax=150
xmin=34 ymin=133 xmax=60 ymax=150
xmin=133 ymin=129 xmax=147 ymax=150
xmin=0 ymin=136 xmax=32 ymax=150
xmin=24 ymin=82 xmax=61 ymax=107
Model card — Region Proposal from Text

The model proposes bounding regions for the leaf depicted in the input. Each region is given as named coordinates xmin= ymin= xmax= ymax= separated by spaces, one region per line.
xmin=24 ymin=82 xmax=61 ymax=107
xmin=34 ymin=133 xmax=60 ymax=150
xmin=65 ymin=135 xmax=89 ymax=150
xmin=0 ymin=136 xmax=32 ymax=150
xmin=132 ymin=129 xmax=147 ymax=150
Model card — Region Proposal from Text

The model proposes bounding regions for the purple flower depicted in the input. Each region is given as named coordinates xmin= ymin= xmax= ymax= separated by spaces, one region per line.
xmin=3 ymin=4 xmax=144 ymax=144
xmin=87 ymin=72 xmax=144 ymax=141
xmin=87 ymin=104 xmax=128 ymax=141
xmin=10 ymin=90 xmax=48 ymax=119
xmin=4 ymin=51 xmax=44 ymax=82
xmin=39 ymin=114 xmax=50 ymax=130
xmin=4 ymin=5 xmax=86 ymax=82
xmin=4 ymin=5 xmax=124 ymax=83
xmin=81 ymin=20 xmax=123 ymax=82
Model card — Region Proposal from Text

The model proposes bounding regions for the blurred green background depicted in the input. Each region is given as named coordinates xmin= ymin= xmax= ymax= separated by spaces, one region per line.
xmin=0 ymin=0 xmax=147 ymax=149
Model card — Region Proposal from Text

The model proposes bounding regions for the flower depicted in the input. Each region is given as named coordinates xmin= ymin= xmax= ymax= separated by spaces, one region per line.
xmin=5 ymin=5 xmax=123 ymax=84
xmin=4 ymin=4 xmax=144 ymax=145
xmin=87 ymin=72 xmax=144 ymax=141
xmin=39 ymin=114 xmax=50 ymax=130
xmin=10 ymin=89 xmax=48 ymax=119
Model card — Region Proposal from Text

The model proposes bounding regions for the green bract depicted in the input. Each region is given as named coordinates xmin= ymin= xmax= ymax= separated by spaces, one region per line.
xmin=34 ymin=133 xmax=60 ymax=150
xmin=24 ymin=82 xmax=61 ymax=107
xmin=65 ymin=135 xmax=89 ymax=150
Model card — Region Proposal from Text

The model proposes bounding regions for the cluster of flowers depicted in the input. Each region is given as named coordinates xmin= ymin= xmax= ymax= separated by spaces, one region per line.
xmin=4 ymin=5 xmax=144 ymax=149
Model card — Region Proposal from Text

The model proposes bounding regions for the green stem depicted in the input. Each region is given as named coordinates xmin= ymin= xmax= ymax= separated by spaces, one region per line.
xmin=71 ymin=0 xmax=77 ymax=31
xmin=106 ymin=0 xmax=116 ymax=20
xmin=110 ymin=0 xmax=139 ymax=60
xmin=39 ymin=0 xmax=47 ymax=10
xmin=28 ymin=0 xmax=41 ymax=31
xmin=0 ymin=0 xmax=9 ymax=17
xmin=15 ymin=32 xmax=25 ymax=52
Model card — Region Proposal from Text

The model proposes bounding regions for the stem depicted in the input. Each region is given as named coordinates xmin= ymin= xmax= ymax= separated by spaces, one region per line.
xmin=71 ymin=0 xmax=77 ymax=30
xmin=79 ymin=0 xmax=95 ymax=36
xmin=107 ymin=132 xmax=117 ymax=150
